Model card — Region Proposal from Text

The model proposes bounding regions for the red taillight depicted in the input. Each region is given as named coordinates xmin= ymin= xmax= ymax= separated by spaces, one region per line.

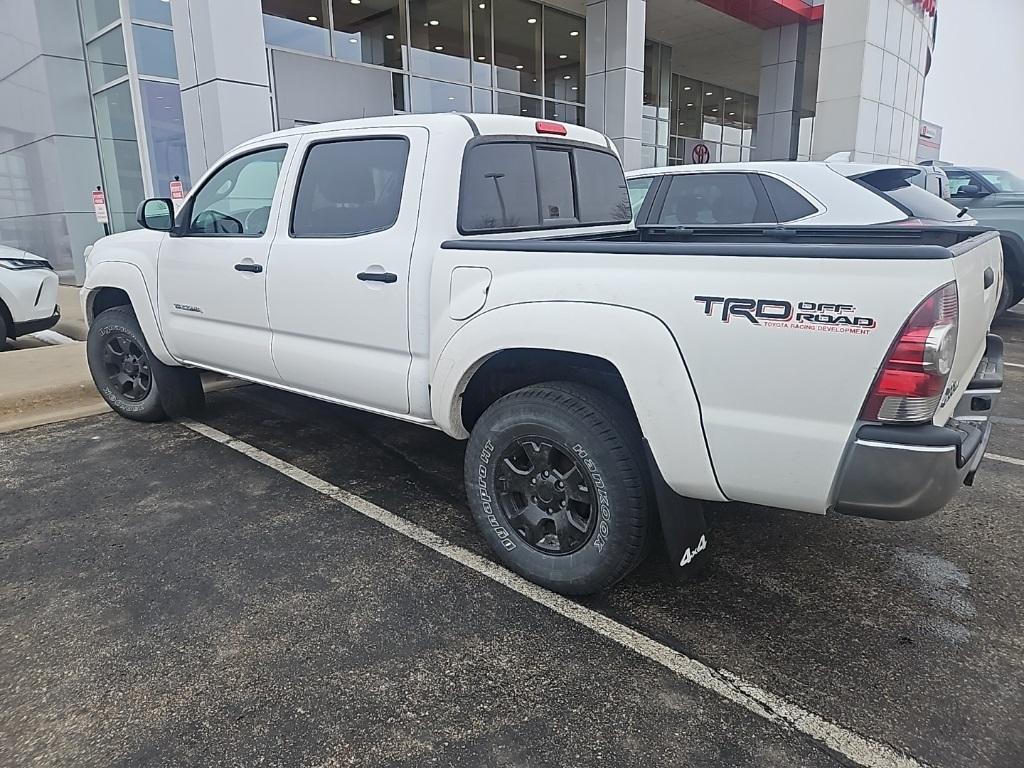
xmin=535 ymin=120 xmax=567 ymax=136
xmin=860 ymin=282 xmax=958 ymax=424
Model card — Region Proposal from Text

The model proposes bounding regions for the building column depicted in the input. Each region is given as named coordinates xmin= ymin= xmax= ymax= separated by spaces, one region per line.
xmin=810 ymin=0 xmax=934 ymax=163
xmin=169 ymin=0 xmax=274 ymax=182
xmin=753 ymin=23 xmax=807 ymax=161
xmin=584 ymin=0 xmax=646 ymax=171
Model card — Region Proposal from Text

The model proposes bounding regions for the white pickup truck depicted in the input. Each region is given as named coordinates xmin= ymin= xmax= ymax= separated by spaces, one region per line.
xmin=82 ymin=114 xmax=1005 ymax=595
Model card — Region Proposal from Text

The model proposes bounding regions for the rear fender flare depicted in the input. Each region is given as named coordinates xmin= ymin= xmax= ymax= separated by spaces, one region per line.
xmin=431 ymin=301 xmax=726 ymax=502
xmin=83 ymin=261 xmax=177 ymax=366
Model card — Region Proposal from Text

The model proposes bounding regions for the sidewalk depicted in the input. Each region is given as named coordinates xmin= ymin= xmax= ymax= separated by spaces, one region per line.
xmin=0 ymin=343 xmax=107 ymax=433
xmin=54 ymin=284 xmax=87 ymax=341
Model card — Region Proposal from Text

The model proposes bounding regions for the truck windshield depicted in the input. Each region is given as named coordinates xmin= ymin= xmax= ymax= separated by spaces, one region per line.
xmin=459 ymin=141 xmax=631 ymax=234
xmin=857 ymin=168 xmax=964 ymax=223
xmin=979 ymin=170 xmax=1024 ymax=193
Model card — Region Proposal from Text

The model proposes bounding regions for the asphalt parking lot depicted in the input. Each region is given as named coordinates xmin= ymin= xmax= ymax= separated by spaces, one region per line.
xmin=2 ymin=309 xmax=1022 ymax=768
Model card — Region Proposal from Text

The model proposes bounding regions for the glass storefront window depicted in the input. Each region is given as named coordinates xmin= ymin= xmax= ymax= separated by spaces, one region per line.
xmin=93 ymin=82 xmax=144 ymax=231
xmin=410 ymin=77 xmax=471 ymax=112
xmin=472 ymin=1 xmax=492 ymax=85
xmin=474 ymin=88 xmax=493 ymax=112
xmin=496 ymin=91 xmax=541 ymax=118
xmin=393 ymin=73 xmax=408 ymax=112
xmin=722 ymin=88 xmax=744 ymax=145
xmin=544 ymin=7 xmax=583 ymax=103
xmin=545 ymin=101 xmax=583 ymax=126
xmin=743 ymin=94 xmax=758 ymax=146
xmin=81 ymin=0 xmax=122 ymax=37
xmin=130 ymin=0 xmax=172 ymax=25
xmin=671 ymin=76 xmax=701 ymax=139
xmin=263 ymin=0 xmax=330 ymax=56
xmin=494 ymin=0 xmax=542 ymax=96
xmin=87 ymin=26 xmax=128 ymax=88
xmin=701 ymin=84 xmax=724 ymax=142
xmin=409 ymin=0 xmax=471 ymax=83
xmin=139 ymin=80 xmax=190 ymax=196
xmin=133 ymin=25 xmax=178 ymax=78
xmin=332 ymin=0 xmax=405 ymax=69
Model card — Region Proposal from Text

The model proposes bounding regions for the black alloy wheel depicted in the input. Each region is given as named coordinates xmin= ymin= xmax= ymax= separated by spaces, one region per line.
xmin=100 ymin=332 xmax=153 ymax=402
xmin=494 ymin=436 xmax=598 ymax=555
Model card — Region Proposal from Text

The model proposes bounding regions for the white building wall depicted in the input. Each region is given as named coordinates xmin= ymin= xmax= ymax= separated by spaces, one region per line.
xmin=812 ymin=0 xmax=934 ymax=163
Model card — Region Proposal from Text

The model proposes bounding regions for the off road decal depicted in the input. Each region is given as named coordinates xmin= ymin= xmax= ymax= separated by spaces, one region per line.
xmin=572 ymin=443 xmax=611 ymax=553
xmin=694 ymin=296 xmax=877 ymax=335
xmin=478 ymin=439 xmax=516 ymax=551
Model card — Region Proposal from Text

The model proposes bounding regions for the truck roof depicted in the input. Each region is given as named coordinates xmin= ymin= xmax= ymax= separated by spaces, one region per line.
xmin=237 ymin=113 xmax=615 ymax=153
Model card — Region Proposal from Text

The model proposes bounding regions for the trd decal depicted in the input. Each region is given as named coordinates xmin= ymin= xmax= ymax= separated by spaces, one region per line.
xmin=694 ymin=296 xmax=877 ymax=334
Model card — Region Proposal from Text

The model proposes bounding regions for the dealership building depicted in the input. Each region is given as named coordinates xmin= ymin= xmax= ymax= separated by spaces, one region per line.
xmin=0 ymin=0 xmax=938 ymax=281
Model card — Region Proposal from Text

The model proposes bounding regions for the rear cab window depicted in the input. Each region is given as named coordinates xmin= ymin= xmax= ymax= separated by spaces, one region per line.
xmin=857 ymin=168 xmax=965 ymax=223
xmin=458 ymin=139 xmax=631 ymax=234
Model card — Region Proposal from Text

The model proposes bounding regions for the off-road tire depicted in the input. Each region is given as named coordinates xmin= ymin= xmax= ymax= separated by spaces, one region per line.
xmin=87 ymin=306 xmax=204 ymax=421
xmin=465 ymin=382 xmax=652 ymax=595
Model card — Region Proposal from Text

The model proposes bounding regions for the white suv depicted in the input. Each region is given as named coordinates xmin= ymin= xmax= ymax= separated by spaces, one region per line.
xmin=0 ymin=244 xmax=60 ymax=345
xmin=626 ymin=161 xmax=973 ymax=227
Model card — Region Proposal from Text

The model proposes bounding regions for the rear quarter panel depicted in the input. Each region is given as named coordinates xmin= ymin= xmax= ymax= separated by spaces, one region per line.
xmin=432 ymin=245 xmax=956 ymax=514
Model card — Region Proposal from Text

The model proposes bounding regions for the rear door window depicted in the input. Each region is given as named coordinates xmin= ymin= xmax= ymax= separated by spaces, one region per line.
xmin=759 ymin=175 xmax=818 ymax=221
xmin=627 ymin=177 xmax=655 ymax=216
xmin=291 ymin=137 xmax=409 ymax=237
xmin=459 ymin=141 xmax=630 ymax=233
xmin=857 ymin=168 xmax=963 ymax=222
xmin=657 ymin=172 xmax=773 ymax=225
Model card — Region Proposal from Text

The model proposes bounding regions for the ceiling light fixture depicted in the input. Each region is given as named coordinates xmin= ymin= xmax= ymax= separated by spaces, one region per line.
xmin=478 ymin=56 xmax=486 ymax=60
xmin=686 ymin=102 xmax=693 ymax=107
xmin=434 ymin=45 xmax=444 ymax=50
xmin=706 ymin=91 xmax=713 ymax=96
xmin=558 ymin=54 xmax=567 ymax=59
xmin=570 ymin=30 xmax=579 ymax=36
xmin=429 ymin=19 xmax=439 ymax=25
xmin=515 ymin=64 xmax=523 ymax=69
xmin=385 ymin=33 xmax=395 ymax=39
xmin=349 ymin=38 xmax=357 ymax=43
xmin=527 ymin=17 xmax=537 ymax=23
xmin=479 ymin=2 xmax=485 ymax=7
xmin=307 ymin=15 xmax=318 ymax=20
xmin=571 ymin=86 xmax=577 ymax=90
xmin=683 ymin=85 xmax=691 ymax=91
xmin=563 ymin=75 xmax=571 ymax=79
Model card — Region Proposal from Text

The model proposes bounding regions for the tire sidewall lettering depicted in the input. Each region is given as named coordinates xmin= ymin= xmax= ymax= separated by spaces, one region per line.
xmin=572 ymin=443 xmax=611 ymax=553
xmin=478 ymin=438 xmax=516 ymax=551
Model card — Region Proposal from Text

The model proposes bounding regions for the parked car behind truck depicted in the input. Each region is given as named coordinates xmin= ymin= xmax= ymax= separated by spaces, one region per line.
xmin=81 ymin=115 xmax=1004 ymax=595
xmin=943 ymin=165 xmax=1024 ymax=313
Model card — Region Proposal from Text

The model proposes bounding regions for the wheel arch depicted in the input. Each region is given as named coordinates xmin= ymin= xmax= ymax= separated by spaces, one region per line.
xmin=431 ymin=302 xmax=726 ymax=502
xmin=0 ymin=296 xmax=13 ymax=339
xmin=83 ymin=261 xmax=177 ymax=366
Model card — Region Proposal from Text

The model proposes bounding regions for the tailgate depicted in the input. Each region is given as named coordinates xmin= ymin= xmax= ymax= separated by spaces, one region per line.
xmin=934 ymin=230 xmax=1003 ymax=425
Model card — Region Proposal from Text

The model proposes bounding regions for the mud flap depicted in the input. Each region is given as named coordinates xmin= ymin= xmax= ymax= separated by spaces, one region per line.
xmin=643 ymin=439 xmax=711 ymax=579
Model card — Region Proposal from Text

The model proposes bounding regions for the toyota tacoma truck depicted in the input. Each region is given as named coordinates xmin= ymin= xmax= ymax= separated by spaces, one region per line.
xmin=82 ymin=114 xmax=1004 ymax=595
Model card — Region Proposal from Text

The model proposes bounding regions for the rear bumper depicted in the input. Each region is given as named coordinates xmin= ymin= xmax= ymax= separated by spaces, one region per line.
xmin=833 ymin=334 xmax=1003 ymax=521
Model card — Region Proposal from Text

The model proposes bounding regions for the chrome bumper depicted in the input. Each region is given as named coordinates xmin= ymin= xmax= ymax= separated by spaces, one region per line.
xmin=833 ymin=334 xmax=1003 ymax=521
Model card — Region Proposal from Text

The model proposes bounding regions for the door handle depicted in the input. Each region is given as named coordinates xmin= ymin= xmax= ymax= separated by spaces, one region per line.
xmin=234 ymin=262 xmax=263 ymax=274
xmin=357 ymin=271 xmax=398 ymax=284
xmin=983 ymin=267 xmax=995 ymax=289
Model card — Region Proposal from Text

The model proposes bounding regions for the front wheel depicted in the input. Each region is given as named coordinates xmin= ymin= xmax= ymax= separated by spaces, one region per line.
xmin=87 ymin=306 xmax=204 ymax=421
xmin=464 ymin=382 xmax=652 ymax=595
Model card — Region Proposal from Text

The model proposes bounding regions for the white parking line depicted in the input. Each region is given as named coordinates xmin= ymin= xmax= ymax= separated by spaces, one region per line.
xmin=180 ymin=417 xmax=924 ymax=768
xmin=1005 ymin=362 xmax=1024 ymax=369
xmin=988 ymin=453 xmax=1024 ymax=467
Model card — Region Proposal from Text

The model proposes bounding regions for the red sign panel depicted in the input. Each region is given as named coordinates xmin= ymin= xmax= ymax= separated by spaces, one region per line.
xmin=915 ymin=0 xmax=937 ymax=16
xmin=169 ymin=179 xmax=185 ymax=200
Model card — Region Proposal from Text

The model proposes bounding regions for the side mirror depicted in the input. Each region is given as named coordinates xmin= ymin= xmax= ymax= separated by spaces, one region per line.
xmin=957 ymin=184 xmax=984 ymax=198
xmin=136 ymin=198 xmax=175 ymax=232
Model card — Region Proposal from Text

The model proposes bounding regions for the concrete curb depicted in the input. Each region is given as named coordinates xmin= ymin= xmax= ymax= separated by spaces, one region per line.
xmin=0 ymin=342 xmax=244 ymax=434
